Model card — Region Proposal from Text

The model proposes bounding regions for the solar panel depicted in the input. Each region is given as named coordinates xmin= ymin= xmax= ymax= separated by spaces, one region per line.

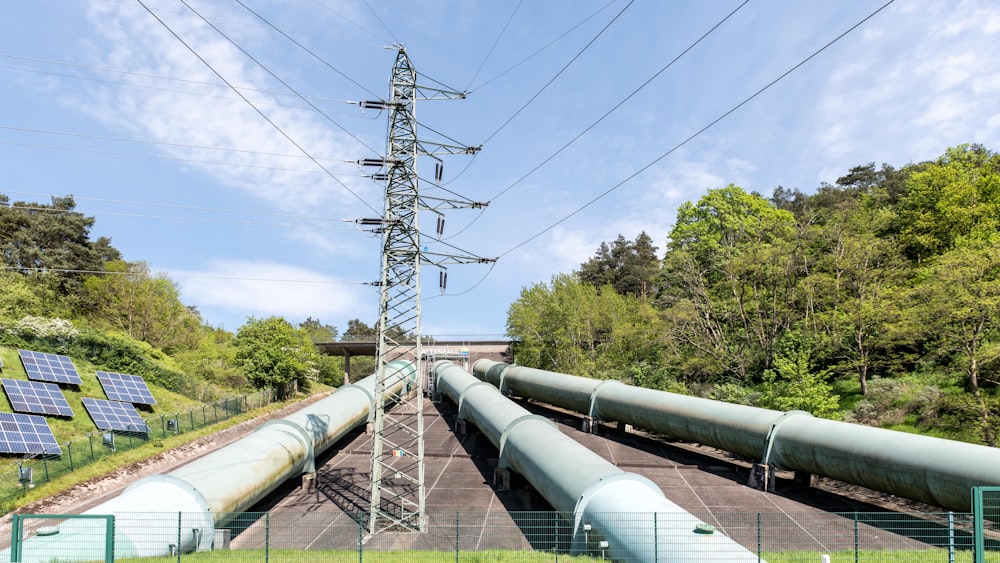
xmin=96 ymin=371 xmax=156 ymax=405
xmin=18 ymin=350 xmax=83 ymax=385
xmin=0 ymin=412 xmax=61 ymax=455
xmin=1 ymin=378 xmax=74 ymax=417
xmin=81 ymin=398 xmax=149 ymax=433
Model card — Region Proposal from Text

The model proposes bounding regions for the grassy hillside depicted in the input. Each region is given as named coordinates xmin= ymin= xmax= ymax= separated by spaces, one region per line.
xmin=0 ymin=346 xmax=204 ymax=444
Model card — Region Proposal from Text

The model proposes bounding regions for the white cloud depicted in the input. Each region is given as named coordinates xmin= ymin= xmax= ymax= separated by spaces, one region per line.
xmin=79 ymin=2 xmax=379 ymax=216
xmin=170 ymin=260 xmax=370 ymax=322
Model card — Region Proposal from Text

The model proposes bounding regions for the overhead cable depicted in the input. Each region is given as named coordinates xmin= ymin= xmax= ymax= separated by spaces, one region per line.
xmin=463 ymin=0 xmax=523 ymax=92
xmin=479 ymin=0 xmax=635 ymax=146
xmin=495 ymin=0 xmax=896 ymax=260
xmin=136 ymin=0 xmax=380 ymax=214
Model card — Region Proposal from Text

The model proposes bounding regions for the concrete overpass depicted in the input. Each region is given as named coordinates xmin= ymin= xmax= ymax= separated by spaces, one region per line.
xmin=315 ymin=339 xmax=513 ymax=381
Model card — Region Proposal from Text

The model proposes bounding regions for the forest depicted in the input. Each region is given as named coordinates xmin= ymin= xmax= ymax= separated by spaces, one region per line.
xmin=506 ymin=144 xmax=1000 ymax=446
xmin=2 ymin=143 xmax=998 ymax=446
xmin=0 ymin=192 xmax=376 ymax=401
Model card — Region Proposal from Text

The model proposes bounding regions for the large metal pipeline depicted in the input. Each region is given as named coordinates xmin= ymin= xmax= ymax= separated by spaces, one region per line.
xmin=434 ymin=360 xmax=761 ymax=562
xmin=474 ymin=359 xmax=1000 ymax=513
xmin=6 ymin=361 xmax=415 ymax=562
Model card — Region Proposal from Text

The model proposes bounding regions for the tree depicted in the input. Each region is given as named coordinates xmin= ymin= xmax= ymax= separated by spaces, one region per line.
xmin=81 ymin=261 xmax=201 ymax=353
xmin=661 ymin=185 xmax=801 ymax=381
xmin=913 ymin=240 xmax=1000 ymax=396
xmin=0 ymin=194 xmax=121 ymax=292
xmin=233 ymin=316 xmax=316 ymax=398
xmin=897 ymin=144 xmax=1000 ymax=261
xmin=579 ymin=231 xmax=660 ymax=298
xmin=507 ymin=274 xmax=665 ymax=378
xmin=759 ymin=331 xmax=839 ymax=417
xmin=341 ymin=318 xmax=377 ymax=341
xmin=300 ymin=317 xmax=339 ymax=343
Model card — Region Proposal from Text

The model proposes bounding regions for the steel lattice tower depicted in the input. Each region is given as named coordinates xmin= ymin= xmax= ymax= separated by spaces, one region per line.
xmin=362 ymin=46 xmax=488 ymax=536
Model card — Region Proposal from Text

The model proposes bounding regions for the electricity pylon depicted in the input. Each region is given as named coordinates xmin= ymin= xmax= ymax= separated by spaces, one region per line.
xmin=358 ymin=46 xmax=489 ymax=536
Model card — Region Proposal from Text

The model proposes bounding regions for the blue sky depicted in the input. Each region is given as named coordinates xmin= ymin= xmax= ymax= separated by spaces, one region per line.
xmin=2 ymin=0 xmax=999 ymax=338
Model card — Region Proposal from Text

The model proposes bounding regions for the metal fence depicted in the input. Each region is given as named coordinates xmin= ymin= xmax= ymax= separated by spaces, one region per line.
xmin=2 ymin=510 xmax=997 ymax=562
xmin=0 ymin=389 xmax=274 ymax=511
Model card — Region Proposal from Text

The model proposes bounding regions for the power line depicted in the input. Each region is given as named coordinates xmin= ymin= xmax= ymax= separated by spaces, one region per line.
xmin=232 ymin=0 xmax=382 ymax=100
xmin=488 ymin=0 xmax=750 ymax=204
xmin=0 ymin=53 xmax=358 ymax=106
xmin=463 ymin=0 xmax=523 ymax=92
xmin=0 ymin=125 xmax=345 ymax=162
xmin=136 ymin=0 xmax=380 ymax=215
xmin=177 ymin=0 xmax=382 ymax=157
xmin=495 ymin=0 xmax=896 ymax=260
xmin=307 ymin=0 xmax=390 ymax=45
xmin=361 ymin=0 xmax=400 ymax=46
xmin=0 ymin=139 xmax=369 ymax=176
xmin=479 ymin=0 xmax=635 ymax=146
xmin=469 ymin=0 xmax=619 ymax=92
xmin=0 ymin=203 xmax=355 ymax=231
xmin=3 ymin=190 xmax=346 ymax=222
xmin=443 ymin=0 xmax=750 ymax=243
xmin=2 ymin=265 xmax=365 ymax=285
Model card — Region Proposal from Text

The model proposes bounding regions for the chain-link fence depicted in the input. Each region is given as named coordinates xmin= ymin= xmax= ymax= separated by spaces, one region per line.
xmin=0 ymin=389 xmax=274 ymax=511
xmin=2 ymin=510 xmax=997 ymax=562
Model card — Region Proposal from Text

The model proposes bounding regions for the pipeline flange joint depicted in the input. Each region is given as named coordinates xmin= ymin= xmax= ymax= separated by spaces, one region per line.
xmin=257 ymin=419 xmax=317 ymax=474
xmin=498 ymin=414 xmax=557 ymax=471
xmin=456 ymin=381 xmax=496 ymax=425
xmin=749 ymin=410 xmax=812 ymax=492
xmin=585 ymin=379 xmax=624 ymax=434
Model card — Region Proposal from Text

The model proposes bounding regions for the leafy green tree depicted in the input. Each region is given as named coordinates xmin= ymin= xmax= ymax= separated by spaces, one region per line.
xmin=0 ymin=194 xmax=121 ymax=292
xmin=579 ymin=231 xmax=660 ymax=297
xmin=341 ymin=318 xmax=377 ymax=341
xmin=507 ymin=274 xmax=665 ymax=378
xmin=233 ymin=316 xmax=315 ymax=398
xmin=300 ymin=317 xmax=339 ymax=343
xmin=759 ymin=332 xmax=839 ymax=417
xmin=0 ymin=271 xmax=66 ymax=319
xmin=897 ymin=144 xmax=1000 ymax=261
xmin=661 ymin=185 xmax=801 ymax=380
xmin=912 ymin=240 xmax=1000 ymax=396
xmin=81 ymin=261 xmax=201 ymax=353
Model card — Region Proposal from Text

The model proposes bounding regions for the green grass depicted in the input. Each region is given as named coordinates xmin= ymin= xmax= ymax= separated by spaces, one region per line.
xmin=0 ymin=344 xmax=333 ymax=512
xmin=762 ymin=549 xmax=1000 ymax=562
xmin=122 ymin=549 xmax=604 ymax=562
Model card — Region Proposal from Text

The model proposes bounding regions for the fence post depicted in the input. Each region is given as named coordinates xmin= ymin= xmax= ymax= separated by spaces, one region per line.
xmin=358 ymin=513 xmax=364 ymax=563
xmin=176 ymin=511 xmax=182 ymax=563
xmin=89 ymin=434 xmax=95 ymax=460
xmin=653 ymin=512 xmax=658 ymax=562
xmin=853 ymin=512 xmax=859 ymax=563
xmin=67 ymin=442 xmax=74 ymax=470
xmin=42 ymin=456 xmax=49 ymax=482
xmin=554 ymin=511 xmax=559 ymax=561
xmin=265 ymin=512 xmax=270 ymax=563
xmin=948 ymin=511 xmax=955 ymax=563
xmin=757 ymin=512 xmax=762 ymax=562
xmin=455 ymin=511 xmax=460 ymax=563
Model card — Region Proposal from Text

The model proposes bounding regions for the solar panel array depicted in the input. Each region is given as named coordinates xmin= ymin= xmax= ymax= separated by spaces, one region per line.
xmin=18 ymin=350 xmax=83 ymax=385
xmin=81 ymin=398 xmax=149 ymax=433
xmin=96 ymin=371 xmax=156 ymax=405
xmin=0 ymin=413 xmax=61 ymax=455
xmin=1 ymin=378 xmax=74 ymax=417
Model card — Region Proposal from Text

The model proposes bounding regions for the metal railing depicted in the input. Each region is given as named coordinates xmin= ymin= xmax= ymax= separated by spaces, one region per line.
xmin=2 ymin=510 xmax=997 ymax=562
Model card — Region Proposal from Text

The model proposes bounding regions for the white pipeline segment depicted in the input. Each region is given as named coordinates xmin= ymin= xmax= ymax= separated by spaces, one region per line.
xmin=434 ymin=360 xmax=761 ymax=562
xmin=5 ymin=361 xmax=415 ymax=562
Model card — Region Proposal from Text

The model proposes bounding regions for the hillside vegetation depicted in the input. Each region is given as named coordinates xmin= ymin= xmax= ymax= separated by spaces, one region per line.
xmin=507 ymin=144 xmax=1000 ymax=446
